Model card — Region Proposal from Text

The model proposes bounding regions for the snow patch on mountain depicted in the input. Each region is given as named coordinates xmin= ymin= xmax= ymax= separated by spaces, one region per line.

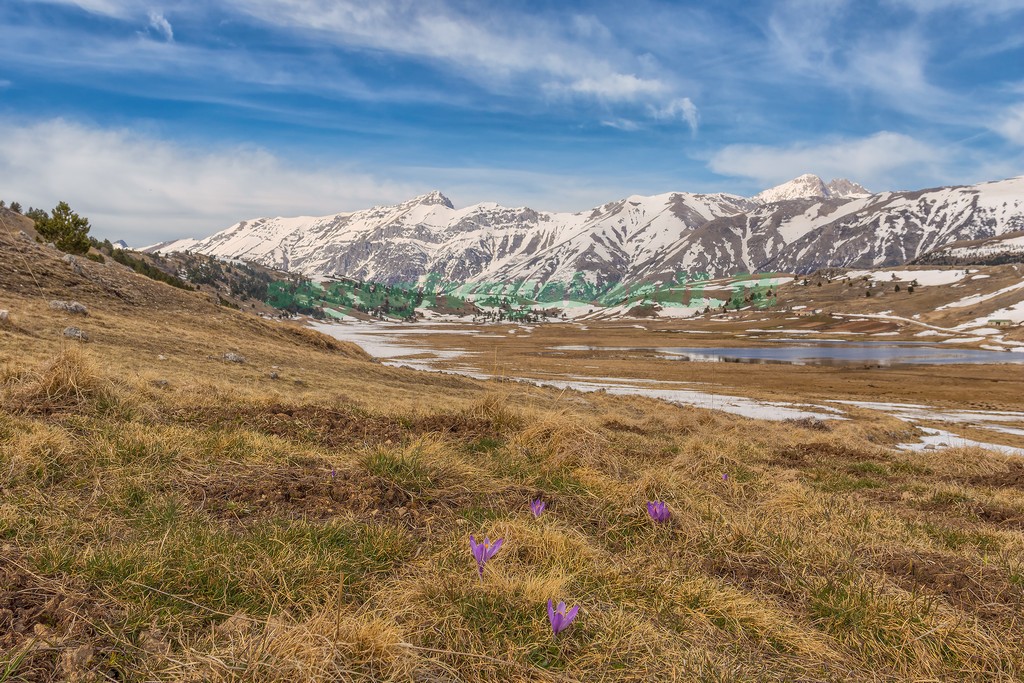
xmin=149 ymin=175 xmax=1024 ymax=289
xmin=753 ymin=174 xmax=869 ymax=204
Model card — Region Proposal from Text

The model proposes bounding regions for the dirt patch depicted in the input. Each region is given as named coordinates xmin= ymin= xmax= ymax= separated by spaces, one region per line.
xmin=175 ymin=403 xmax=406 ymax=448
xmin=976 ymin=503 xmax=1024 ymax=528
xmin=174 ymin=403 xmax=515 ymax=450
xmin=194 ymin=460 xmax=403 ymax=519
xmin=969 ymin=462 xmax=1024 ymax=491
xmin=770 ymin=440 xmax=880 ymax=467
xmin=867 ymin=548 xmax=1021 ymax=616
xmin=783 ymin=417 xmax=832 ymax=432
xmin=917 ymin=494 xmax=1024 ymax=530
xmin=600 ymin=418 xmax=651 ymax=434
xmin=413 ymin=412 xmax=515 ymax=437
xmin=702 ymin=554 xmax=802 ymax=605
xmin=190 ymin=459 xmax=499 ymax=528
xmin=0 ymin=555 xmax=121 ymax=682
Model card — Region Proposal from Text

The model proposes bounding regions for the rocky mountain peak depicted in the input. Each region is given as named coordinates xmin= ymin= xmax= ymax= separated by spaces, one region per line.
xmin=753 ymin=174 xmax=830 ymax=203
xmin=411 ymin=190 xmax=455 ymax=209
xmin=826 ymin=178 xmax=870 ymax=198
xmin=754 ymin=174 xmax=871 ymax=203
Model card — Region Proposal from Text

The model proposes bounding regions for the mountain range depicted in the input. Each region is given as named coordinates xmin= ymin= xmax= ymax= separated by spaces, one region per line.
xmin=148 ymin=174 xmax=1024 ymax=291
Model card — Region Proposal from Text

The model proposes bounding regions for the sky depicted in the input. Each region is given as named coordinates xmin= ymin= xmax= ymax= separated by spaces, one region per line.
xmin=1 ymin=0 xmax=1023 ymax=244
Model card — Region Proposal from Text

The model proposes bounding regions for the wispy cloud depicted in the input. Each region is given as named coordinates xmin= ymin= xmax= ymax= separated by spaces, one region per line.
xmin=601 ymin=119 xmax=641 ymax=132
xmin=993 ymin=104 xmax=1024 ymax=146
xmin=15 ymin=0 xmax=700 ymax=131
xmin=0 ymin=118 xmax=653 ymax=243
xmin=0 ymin=118 xmax=420 ymax=243
xmin=147 ymin=10 xmax=173 ymax=42
xmin=708 ymin=132 xmax=948 ymax=190
xmin=765 ymin=1 xmax=947 ymax=114
xmin=651 ymin=97 xmax=699 ymax=134
xmin=219 ymin=0 xmax=696 ymax=125
xmin=885 ymin=0 xmax=1024 ymax=17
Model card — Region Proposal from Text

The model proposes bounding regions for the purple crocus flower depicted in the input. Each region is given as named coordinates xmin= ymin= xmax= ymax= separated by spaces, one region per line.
xmin=469 ymin=534 xmax=504 ymax=578
xmin=530 ymin=500 xmax=546 ymax=518
xmin=547 ymin=599 xmax=580 ymax=636
xmin=646 ymin=501 xmax=670 ymax=523
xmin=722 ymin=473 xmax=728 ymax=482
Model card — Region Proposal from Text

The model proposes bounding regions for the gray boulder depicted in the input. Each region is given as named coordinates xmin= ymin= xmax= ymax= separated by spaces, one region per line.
xmin=63 ymin=326 xmax=89 ymax=341
xmin=50 ymin=300 xmax=89 ymax=316
xmin=62 ymin=253 xmax=84 ymax=275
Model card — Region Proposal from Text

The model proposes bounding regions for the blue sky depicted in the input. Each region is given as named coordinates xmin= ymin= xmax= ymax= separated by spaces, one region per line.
xmin=1 ymin=0 xmax=1023 ymax=243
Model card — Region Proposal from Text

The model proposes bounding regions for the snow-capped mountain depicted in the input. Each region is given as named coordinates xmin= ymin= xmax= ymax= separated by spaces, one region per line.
xmin=149 ymin=175 xmax=1024 ymax=290
xmin=753 ymin=174 xmax=869 ymax=203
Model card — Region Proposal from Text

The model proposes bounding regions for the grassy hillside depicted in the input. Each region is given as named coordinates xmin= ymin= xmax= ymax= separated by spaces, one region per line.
xmin=3 ymin=230 xmax=1024 ymax=682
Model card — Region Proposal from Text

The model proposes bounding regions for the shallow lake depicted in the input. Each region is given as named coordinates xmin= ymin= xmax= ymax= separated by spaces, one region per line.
xmin=555 ymin=341 xmax=1024 ymax=366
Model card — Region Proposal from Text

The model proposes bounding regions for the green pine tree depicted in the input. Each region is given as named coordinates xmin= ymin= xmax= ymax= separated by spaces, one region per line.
xmin=36 ymin=201 xmax=91 ymax=254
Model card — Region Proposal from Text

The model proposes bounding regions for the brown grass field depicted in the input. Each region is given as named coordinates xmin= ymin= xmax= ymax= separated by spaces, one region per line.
xmin=3 ymin=225 xmax=1024 ymax=681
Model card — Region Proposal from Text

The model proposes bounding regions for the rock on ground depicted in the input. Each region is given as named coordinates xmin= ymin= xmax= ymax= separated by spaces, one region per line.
xmin=49 ymin=300 xmax=89 ymax=316
xmin=63 ymin=327 xmax=89 ymax=341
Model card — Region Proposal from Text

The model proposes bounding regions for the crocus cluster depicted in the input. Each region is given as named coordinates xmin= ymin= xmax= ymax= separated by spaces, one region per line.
xmin=467 ymin=502 xmax=586 ymax=638
xmin=469 ymin=534 xmax=504 ymax=578
xmin=647 ymin=500 xmax=670 ymax=522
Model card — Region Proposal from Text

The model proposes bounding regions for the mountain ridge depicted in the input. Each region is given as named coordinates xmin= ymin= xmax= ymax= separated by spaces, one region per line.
xmin=148 ymin=174 xmax=1024 ymax=291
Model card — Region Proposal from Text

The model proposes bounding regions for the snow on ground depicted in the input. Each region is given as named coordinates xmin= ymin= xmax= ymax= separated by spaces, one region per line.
xmin=985 ymin=301 xmax=1024 ymax=323
xmin=312 ymin=321 xmax=1024 ymax=456
xmin=537 ymin=379 xmax=840 ymax=421
xmin=937 ymin=279 xmax=1024 ymax=310
xmin=897 ymin=428 xmax=1024 ymax=457
xmin=834 ymin=400 xmax=1024 ymax=456
xmin=844 ymin=269 xmax=969 ymax=286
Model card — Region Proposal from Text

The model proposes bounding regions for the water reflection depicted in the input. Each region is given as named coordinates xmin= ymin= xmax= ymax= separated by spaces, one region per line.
xmin=554 ymin=342 xmax=1023 ymax=366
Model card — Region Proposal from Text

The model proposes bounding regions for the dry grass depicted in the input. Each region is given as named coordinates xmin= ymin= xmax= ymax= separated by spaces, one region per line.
xmin=1 ymin=345 xmax=121 ymax=415
xmin=3 ymin=230 xmax=1024 ymax=681
xmin=3 ymin=344 xmax=1024 ymax=682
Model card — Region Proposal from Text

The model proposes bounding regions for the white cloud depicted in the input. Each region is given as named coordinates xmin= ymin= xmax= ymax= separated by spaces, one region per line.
xmin=224 ymin=0 xmax=693 ymax=121
xmin=885 ymin=0 xmax=1024 ymax=16
xmin=601 ymin=119 xmax=641 ymax=132
xmin=0 ymin=118 xmax=651 ymax=245
xmin=993 ymin=104 xmax=1024 ymax=146
xmin=25 ymin=0 xmax=145 ymax=17
xmin=651 ymin=97 xmax=699 ymax=134
xmin=0 ymin=119 xmax=418 ymax=244
xmin=562 ymin=73 xmax=668 ymax=101
xmin=19 ymin=0 xmax=698 ymax=130
xmin=766 ymin=1 xmax=948 ymax=116
xmin=708 ymin=132 xmax=947 ymax=190
xmin=147 ymin=11 xmax=173 ymax=42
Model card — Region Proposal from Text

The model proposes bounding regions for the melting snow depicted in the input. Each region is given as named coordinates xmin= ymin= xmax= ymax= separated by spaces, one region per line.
xmin=844 ymin=269 xmax=968 ymax=286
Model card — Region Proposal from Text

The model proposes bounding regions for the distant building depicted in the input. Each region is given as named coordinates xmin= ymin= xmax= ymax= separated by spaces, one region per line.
xmin=989 ymin=319 xmax=1015 ymax=327
xmin=793 ymin=309 xmax=822 ymax=317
